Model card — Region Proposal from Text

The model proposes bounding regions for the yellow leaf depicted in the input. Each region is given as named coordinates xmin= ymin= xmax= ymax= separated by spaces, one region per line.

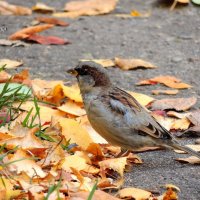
xmin=0 ymin=178 xmax=21 ymax=200
xmin=62 ymin=84 xmax=83 ymax=103
xmin=115 ymin=57 xmax=157 ymax=70
xmin=99 ymin=157 xmax=127 ymax=177
xmin=59 ymin=118 xmax=93 ymax=149
xmin=58 ymin=100 xmax=86 ymax=116
xmin=152 ymin=89 xmax=179 ymax=95
xmin=32 ymin=3 xmax=55 ymax=13
xmin=117 ymin=187 xmax=152 ymax=200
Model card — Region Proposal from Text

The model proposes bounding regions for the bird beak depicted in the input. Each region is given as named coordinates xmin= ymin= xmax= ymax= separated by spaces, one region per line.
xmin=67 ymin=69 xmax=78 ymax=76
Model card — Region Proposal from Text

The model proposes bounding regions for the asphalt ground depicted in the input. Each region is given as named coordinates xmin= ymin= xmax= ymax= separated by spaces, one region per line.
xmin=1 ymin=0 xmax=200 ymax=199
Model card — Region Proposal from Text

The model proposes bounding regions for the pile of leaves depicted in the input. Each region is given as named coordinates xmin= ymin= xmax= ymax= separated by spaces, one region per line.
xmin=0 ymin=58 xmax=199 ymax=199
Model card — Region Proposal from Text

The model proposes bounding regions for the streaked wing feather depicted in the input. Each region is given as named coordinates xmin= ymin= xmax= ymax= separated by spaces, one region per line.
xmin=108 ymin=87 xmax=171 ymax=140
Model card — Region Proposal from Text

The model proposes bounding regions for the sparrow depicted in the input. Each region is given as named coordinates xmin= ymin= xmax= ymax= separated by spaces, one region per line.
xmin=68 ymin=61 xmax=200 ymax=159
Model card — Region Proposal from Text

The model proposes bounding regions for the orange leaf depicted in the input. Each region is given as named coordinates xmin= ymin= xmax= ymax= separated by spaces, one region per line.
xmin=32 ymin=2 xmax=55 ymax=13
xmin=36 ymin=17 xmax=69 ymax=26
xmin=137 ymin=75 xmax=192 ymax=89
xmin=9 ymin=24 xmax=54 ymax=40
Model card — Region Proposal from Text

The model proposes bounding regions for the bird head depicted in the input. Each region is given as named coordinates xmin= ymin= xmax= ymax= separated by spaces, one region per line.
xmin=68 ymin=61 xmax=111 ymax=92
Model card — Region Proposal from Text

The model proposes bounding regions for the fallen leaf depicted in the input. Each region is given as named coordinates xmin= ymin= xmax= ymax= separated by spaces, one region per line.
xmin=176 ymin=156 xmax=200 ymax=164
xmin=167 ymin=111 xmax=190 ymax=119
xmin=152 ymin=89 xmax=179 ymax=95
xmin=58 ymin=0 xmax=118 ymax=18
xmin=150 ymin=97 xmax=197 ymax=111
xmin=0 ymin=127 xmax=44 ymax=149
xmin=187 ymin=110 xmax=200 ymax=125
xmin=170 ymin=117 xmax=190 ymax=130
xmin=0 ymin=39 xmax=29 ymax=47
xmin=0 ymin=178 xmax=21 ymax=199
xmin=35 ymin=17 xmax=69 ymax=26
xmin=99 ymin=157 xmax=127 ymax=177
xmin=59 ymin=118 xmax=93 ymax=149
xmin=174 ymin=144 xmax=200 ymax=154
xmin=80 ymin=59 xmax=115 ymax=67
xmin=9 ymin=24 xmax=54 ymax=40
xmin=70 ymin=190 xmax=120 ymax=200
xmin=130 ymin=10 xmax=151 ymax=18
xmin=58 ymin=100 xmax=86 ymax=116
xmin=114 ymin=57 xmax=157 ymax=70
xmin=62 ymin=84 xmax=82 ymax=103
xmin=4 ymin=149 xmax=47 ymax=178
xmin=137 ymin=75 xmax=192 ymax=89
xmin=128 ymin=91 xmax=154 ymax=107
xmin=0 ymin=1 xmax=32 ymax=15
xmin=0 ymin=59 xmax=23 ymax=69
xmin=26 ymin=34 xmax=70 ymax=45
xmin=159 ymin=184 xmax=179 ymax=200
xmin=62 ymin=154 xmax=99 ymax=174
xmin=12 ymin=69 xmax=31 ymax=85
xmin=32 ymin=2 xmax=55 ymax=13
xmin=0 ymin=71 xmax=11 ymax=82
xmin=117 ymin=187 xmax=152 ymax=200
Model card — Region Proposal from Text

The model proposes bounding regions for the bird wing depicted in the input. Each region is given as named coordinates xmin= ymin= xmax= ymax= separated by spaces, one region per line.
xmin=106 ymin=87 xmax=172 ymax=140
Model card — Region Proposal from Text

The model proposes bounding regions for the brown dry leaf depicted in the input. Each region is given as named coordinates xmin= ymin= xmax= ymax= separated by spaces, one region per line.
xmin=58 ymin=100 xmax=86 ymax=116
xmin=32 ymin=2 xmax=55 ymax=13
xmin=170 ymin=0 xmax=189 ymax=11
xmin=5 ymin=149 xmax=47 ymax=178
xmin=35 ymin=17 xmax=69 ymax=26
xmin=137 ymin=75 xmax=192 ymax=89
xmin=70 ymin=190 xmax=120 ymax=200
xmin=151 ymin=97 xmax=197 ymax=111
xmin=128 ymin=91 xmax=154 ymax=107
xmin=176 ymin=156 xmax=200 ymax=164
xmin=62 ymin=84 xmax=83 ymax=103
xmin=158 ymin=184 xmax=180 ymax=200
xmin=0 ymin=1 xmax=32 ymax=15
xmin=0 ymin=178 xmax=21 ymax=200
xmin=152 ymin=89 xmax=179 ymax=95
xmin=187 ymin=110 xmax=200 ymax=125
xmin=80 ymin=59 xmax=115 ymax=67
xmin=58 ymin=0 xmax=118 ymax=18
xmin=99 ymin=157 xmax=127 ymax=177
xmin=9 ymin=24 xmax=54 ymax=40
xmin=117 ymin=187 xmax=152 ymax=200
xmin=86 ymin=143 xmax=104 ymax=157
xmin=59 ymin=118 xmax=93 ymax=149
xmin=134 ymin=146 xmax=161 ymax=152
xmin=115 ymin=57 xmax=157 ymax=70
xmin=0 ymin=59 xmax=23 ymax=69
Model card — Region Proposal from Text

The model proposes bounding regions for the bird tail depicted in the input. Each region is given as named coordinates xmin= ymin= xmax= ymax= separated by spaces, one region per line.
xmin=171 ymin=141 xmax=200 ymax=159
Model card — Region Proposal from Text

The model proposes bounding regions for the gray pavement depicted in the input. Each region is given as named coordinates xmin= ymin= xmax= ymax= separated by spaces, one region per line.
xmin=1 ymin=0 xmax=200 ymax=199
